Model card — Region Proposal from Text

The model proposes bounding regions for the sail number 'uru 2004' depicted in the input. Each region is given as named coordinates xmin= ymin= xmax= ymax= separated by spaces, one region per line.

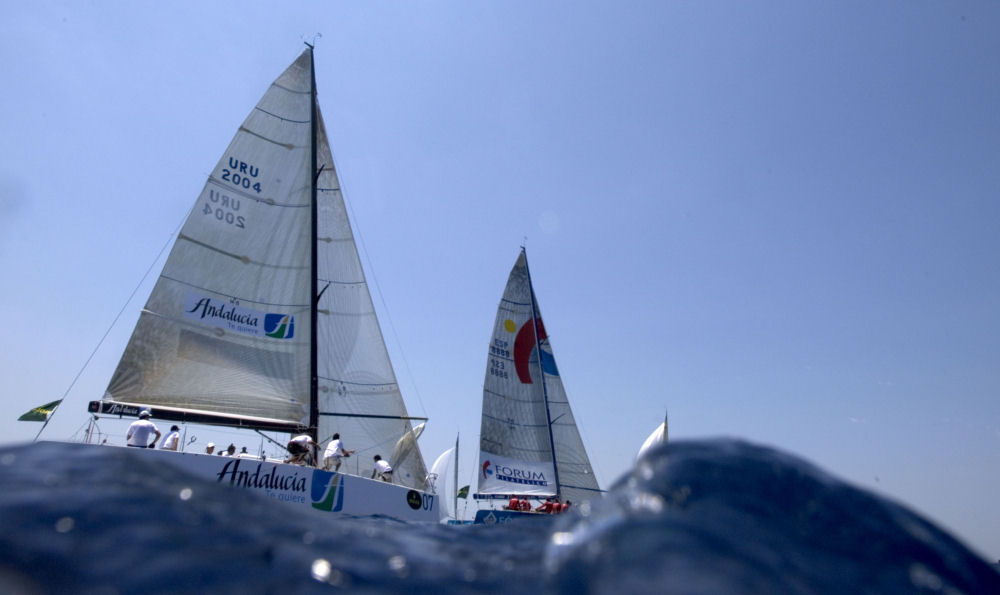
xmin=222 ymin=157 xmax=262 ymax=194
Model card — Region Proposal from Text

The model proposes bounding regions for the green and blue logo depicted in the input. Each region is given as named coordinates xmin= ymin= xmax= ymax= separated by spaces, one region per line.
xmin=264 ymin=313 xmax=295 ymax=339
xmin=311 ymin=469 xmax=344 ymax=512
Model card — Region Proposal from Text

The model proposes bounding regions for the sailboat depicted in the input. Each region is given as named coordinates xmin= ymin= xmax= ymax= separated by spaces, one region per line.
xmin=57 ymin=47 xmax=438 ymax=521
xmin=636 ymin=409 xmax=669 ymax=461
xmin=473 ymin=248 xmax=601 ymax=524
xmin=426 ymin=434 xmax=462 ymax=523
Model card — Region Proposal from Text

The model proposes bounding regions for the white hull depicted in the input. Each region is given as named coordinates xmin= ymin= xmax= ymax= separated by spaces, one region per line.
xmin=58 ymin=442 xmax=440 ymax=522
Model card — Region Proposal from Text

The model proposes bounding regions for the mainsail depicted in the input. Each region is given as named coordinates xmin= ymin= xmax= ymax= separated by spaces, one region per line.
xmin=477 ymin=249 xmax=600 ymax=504
xmin=95 ymin=48 xmax=427 ymax=487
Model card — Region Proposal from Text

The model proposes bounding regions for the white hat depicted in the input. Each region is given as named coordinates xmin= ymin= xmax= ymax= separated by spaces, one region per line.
xmin=139 ymin=409 xmax=151 ymax=418
xmin=207 ymin=442 xmax=215 ymax=448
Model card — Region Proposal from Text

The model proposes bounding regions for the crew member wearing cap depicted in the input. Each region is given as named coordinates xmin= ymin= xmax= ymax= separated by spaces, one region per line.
xmin=126 ymin=410 xmax=161 ymax=448
xmin=205 ymin=442 xmax=216 ymax=454
xmin=371 ymin=454 xmax=392 ymax=482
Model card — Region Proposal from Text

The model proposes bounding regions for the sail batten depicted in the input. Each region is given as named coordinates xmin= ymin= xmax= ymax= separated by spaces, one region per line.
xmin=203 ymin=179 xmax=309 ymax=207
xmin=271 ymin=82 xmax=311 ymax=95
xmin=253 ymin=107 xmax=310 ymax=124
xmin=237 ymin=126 xmax=296 ymax=149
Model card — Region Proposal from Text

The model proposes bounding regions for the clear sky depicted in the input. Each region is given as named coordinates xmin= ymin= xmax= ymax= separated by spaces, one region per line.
xmin=2 ymin=1 xmax=998 ymax=560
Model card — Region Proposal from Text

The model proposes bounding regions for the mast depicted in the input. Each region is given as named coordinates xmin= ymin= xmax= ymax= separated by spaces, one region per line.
xmin=523 ymin=247 xmax=561 ymax=499
xmin=453 ymin=433 xmax=459 ymax=520
xmin=307 ymin=44 xmax=319 ymax=442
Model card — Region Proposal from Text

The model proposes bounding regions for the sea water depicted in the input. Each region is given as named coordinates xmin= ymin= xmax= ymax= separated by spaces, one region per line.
xmin=0 ymin=439 xmax=996 ymax=593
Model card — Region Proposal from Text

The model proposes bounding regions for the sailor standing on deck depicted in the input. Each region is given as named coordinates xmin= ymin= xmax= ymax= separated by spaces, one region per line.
xmin=322 ymin=433 xmax=354 ymax=471
xmin=126 ymin=410 xmax=161 ymax=448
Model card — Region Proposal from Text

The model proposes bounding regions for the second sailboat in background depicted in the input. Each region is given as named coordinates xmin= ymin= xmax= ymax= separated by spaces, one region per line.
xmin=473 ymin=248 xmax=601 ymax=524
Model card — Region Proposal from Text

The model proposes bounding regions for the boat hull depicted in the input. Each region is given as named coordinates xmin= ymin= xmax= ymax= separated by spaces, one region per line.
xmin=473 ymin=508 xmax=550 ymax=525
xmin=57 ymin=442 xmax=440 ymax=522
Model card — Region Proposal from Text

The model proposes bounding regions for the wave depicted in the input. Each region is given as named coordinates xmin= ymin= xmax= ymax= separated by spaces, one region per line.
xmin=0 ymin=439 xmax=995 ymax=593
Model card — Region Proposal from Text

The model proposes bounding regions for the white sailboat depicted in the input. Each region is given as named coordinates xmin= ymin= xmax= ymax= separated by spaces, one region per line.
xmin=426 ymin=434 xmax=459 ymax=523
xmin=58 ymin=47 xmax=438 ymax=521
xmin=473 ymin=248 xmax=601 ymax=524
xmin=636 ymin=409 xmax=669 ymax=461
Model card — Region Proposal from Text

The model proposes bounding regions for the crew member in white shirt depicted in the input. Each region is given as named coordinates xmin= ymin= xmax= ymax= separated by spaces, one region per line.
xmin=371 ymin=454 xmax=392 ymax=482
xmin=322 ymin=433 xmax=354 ymax=471
xmin=160 ymin=425 xmax=180 ymax=451
xmin=126 ymin=410 xmax=161 ymax=448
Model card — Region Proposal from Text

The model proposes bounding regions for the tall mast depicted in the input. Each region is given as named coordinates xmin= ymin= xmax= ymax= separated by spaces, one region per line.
xmin=307 ymin=45 xmax=319 ymax=442
xmin=523 ymin=247 xmax=560 ymax=499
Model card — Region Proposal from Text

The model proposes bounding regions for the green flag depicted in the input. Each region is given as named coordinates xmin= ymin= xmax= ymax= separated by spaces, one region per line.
xmin=18 ymin=399 xmax=62 ymax=422
xmin=457 ymin=485 xmax=470 ymax=499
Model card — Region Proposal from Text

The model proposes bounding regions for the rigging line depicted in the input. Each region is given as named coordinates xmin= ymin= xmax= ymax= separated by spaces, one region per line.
xmin=254 ymin=429 xmax=286 ymax=450
xmin=34 ymin=213 xmax=186 ymax=442
xmin=558 ymin=484 xmax=605 ymax=494
xmin=319 ymin=412 xmax=429 ymax=421
xmin=67 ymin=416 xmax=96 ymax=443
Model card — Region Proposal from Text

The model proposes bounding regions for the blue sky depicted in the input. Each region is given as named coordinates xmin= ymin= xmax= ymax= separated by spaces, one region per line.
xmin=2 ymin=2 xmax=998 ymax=559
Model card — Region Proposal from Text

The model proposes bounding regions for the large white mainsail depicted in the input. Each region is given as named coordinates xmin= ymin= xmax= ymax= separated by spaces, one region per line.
xmin=477 ymin=249 xmax=600 ymax=505
xmin=95 ymin=48 xmax=427 ymax=488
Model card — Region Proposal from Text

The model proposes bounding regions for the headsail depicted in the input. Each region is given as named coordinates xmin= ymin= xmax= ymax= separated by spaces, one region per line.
xmin=311 ymin=104 xmax=427 ymax=488
xmin=477 ymin=249 xmax=600 ymax=504
xmin=96 ymin=49 xmax=427 ymax=487
xmin=427 ymin=446 xmax=455 ymax=495
xmin=427 ymin=433 xmax=460 ymax=521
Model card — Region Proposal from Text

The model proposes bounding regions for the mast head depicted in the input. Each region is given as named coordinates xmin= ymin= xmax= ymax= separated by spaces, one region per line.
xmin=303 ymin=33 xmax=322 ymax=49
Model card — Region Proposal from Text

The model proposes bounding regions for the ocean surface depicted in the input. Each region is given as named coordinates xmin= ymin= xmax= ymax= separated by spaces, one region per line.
xmin=1 ymin=439 xmax=996 ymax=594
